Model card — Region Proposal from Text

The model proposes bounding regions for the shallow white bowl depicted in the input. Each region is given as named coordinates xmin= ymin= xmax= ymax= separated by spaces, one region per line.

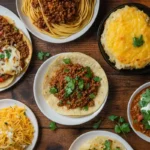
xmin=0 ymin=99 xmax=39 ymax=150
xmin=127 ymin=82 xmax=150 ymax=142
xmin=69 ymin=131 xmax=133 ymax=150
xmin=16 ymin=0 xmax=100 ymax=43
xmin=33 ymin=53 xmax=109 ymax=125
xmin=0 ymin=5 xmax=32 ymax=92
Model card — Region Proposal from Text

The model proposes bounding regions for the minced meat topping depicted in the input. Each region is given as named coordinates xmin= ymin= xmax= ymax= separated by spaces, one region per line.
xmin=49 ymin=58 xmax=101 ymax=110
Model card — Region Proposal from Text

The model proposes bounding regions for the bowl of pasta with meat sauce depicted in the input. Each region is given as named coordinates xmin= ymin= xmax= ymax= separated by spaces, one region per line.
xmin=16 ymin=0 xmax=100 ymax=43
xmin=128 ymin=82 xmax=150 ymax=142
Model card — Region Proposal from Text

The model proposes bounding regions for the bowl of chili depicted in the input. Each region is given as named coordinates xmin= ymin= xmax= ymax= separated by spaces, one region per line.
xmin=127 ymin=82 xmax=150 ymax=142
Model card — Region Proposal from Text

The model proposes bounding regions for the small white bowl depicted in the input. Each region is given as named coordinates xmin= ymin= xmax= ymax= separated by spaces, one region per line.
xmin=127 ymin=82 xmax=150 ymax=142
xmin=16 ymin=0 xmax=100 ymax=43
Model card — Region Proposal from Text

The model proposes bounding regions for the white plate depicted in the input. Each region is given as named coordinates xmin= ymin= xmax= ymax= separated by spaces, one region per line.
xmin=33 ymin=53 xmax=108 ymax=125
xmin=0 ymin=5 xmax=32 ymax=92
xmin=69 ymin=131 xmax=133 ymax=150
xmin=0 ymin=99 xmax=39 ymax=150
xmin=16 ymin=0 xmax=100 ymax=43
xmin=127 ymin=82 xmax=150 ymax=142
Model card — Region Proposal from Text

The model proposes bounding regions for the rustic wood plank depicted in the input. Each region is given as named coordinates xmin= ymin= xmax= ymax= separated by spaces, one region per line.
xmin=0 ymin=0 xmax=150 ymax=149
xmin=35 ymin=129 xmax=150 ymax=150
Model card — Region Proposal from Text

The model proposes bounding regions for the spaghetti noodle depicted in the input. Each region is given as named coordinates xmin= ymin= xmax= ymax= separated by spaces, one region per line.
xmin=22 ymin=0 xmax=96 ymax=38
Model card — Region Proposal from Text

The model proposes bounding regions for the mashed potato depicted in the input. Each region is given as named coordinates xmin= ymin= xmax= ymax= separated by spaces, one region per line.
xmin=101 ymin=6 xmax=150 ymax=69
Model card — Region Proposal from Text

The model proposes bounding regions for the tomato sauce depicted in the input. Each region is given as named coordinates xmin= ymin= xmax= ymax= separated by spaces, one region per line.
xmin=130 ymin=87 xmax=150 ymax=137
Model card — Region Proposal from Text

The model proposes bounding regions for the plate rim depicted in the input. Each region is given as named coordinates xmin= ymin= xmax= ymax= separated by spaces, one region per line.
xmin=0 ymin=5 xmax=32 ymax=92
xmin=33 ymin=53 xmax=109 ymax=125
xmin=0 ymin=99 xmax=39 ymax=150
xmin=69 ymin=130 xmax=133 ymax=150
xmin=16 ymin=0 xmax=100 ymax=43
xmin=127 ymin=82 xmax=150 ymax=142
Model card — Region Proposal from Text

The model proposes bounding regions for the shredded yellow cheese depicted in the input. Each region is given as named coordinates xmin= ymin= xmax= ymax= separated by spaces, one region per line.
xmin=0 ymin=106 xmax=34 ymax=150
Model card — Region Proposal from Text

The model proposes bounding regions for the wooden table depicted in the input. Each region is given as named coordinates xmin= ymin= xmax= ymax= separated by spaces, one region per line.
xmin=1 ymin=0 xmax=150 ymax=149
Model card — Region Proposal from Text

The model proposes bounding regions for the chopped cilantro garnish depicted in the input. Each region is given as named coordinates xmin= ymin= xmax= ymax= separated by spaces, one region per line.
xmin=85 ymin=66 xmax=92 ymax=78
xmin=109 ymin=115 xmax=130 ymax=134
xmin=83 ymin=106 xmax=88 ymax=111
xmin=103 ymin=140 xmax=111 ymax=150
xmin=77 ymin=92 xmax=82 ymax=99
xmin=89 ymin=93 xmax=96 ymax=99
xmin=5 ymin=50 xmax=11 ymax=59
xmin=78 ymin=79 xmax=84 ymax=90
xmin=63 ymin=58 xmax=71 ymax=64
xmin=49 ymin=122 xmax=57 ymax=131
xmin=65 ymin=76 xmax=71 ymax=82
xmin=93 ymin=76 xmax=101 ymax=82
xmin=50 ymin=87 xmax=58 ymax=94
xmin=115 ymin=148 xmax=121 ymax=150
xmin=65 ymin=78 xmax=75 ymax=97
xmin=86 ymin=83 xmax=90 ymax=89
xmin=0 ymin=54 xmax=5 ymax=59
xmin=14 ymin=27 xmax=19 ymax=31
xmin=93 ymin=120 xmax=101 ymax=129
xmin=133 ymin=35 xmax=144 ymax=47
xmin=108 ymin=115 xmax=118 ymax=121
xmin=37 ymin=51 xmax=51 ymax=60
xmin=64 ymin=68 xmax=70 ymax=73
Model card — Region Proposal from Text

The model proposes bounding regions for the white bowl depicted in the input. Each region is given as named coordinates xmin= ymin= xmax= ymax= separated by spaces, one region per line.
xmin=69 ymin=131 xmax=133 ymax=150
xmin=127 ymin=82 xmax=150 ymax=142
xmin=33 ymin=53 xmax=109 ymax=125
xmin=16 ymin=0 xmax=100 ymax=43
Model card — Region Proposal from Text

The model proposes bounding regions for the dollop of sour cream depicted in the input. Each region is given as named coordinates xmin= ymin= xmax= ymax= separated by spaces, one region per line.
xmin=140 ymin=98 xmax=150 ymax=126
xmin=0 ymin=45 xmax=22 ymax=75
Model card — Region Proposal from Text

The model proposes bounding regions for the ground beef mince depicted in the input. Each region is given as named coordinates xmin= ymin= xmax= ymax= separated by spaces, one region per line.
xmin=49 ymin=59 xmax=101 ymax=110
xmin=0 ymin=16 xmax=29 ymax=70
xmin=40 ymin=0 xmax=80 ymax=24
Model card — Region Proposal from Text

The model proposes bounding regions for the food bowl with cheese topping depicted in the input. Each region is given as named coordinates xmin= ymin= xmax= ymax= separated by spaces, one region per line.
xmin=98 ymin=3 xmax=150 ymax=74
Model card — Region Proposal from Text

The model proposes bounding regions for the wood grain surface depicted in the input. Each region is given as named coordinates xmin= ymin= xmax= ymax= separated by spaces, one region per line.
xmin=0 ymin=0 xmax=150 ymax=149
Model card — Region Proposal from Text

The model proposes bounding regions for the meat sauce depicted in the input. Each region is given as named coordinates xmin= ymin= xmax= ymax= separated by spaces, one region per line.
xmin=131 ymin=87 xmax=150 ymax=137
xmin=50 ymin=63 xmax=101 ymax=109
xmin=0 ymin=16 xmax=29 ymax=82
xmin=39 ymin=0 xmax=79 ymax=24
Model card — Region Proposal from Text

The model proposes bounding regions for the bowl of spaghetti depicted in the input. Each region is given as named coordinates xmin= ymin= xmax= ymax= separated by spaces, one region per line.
xmin=16 ymin=0 xmax=100 ymax=43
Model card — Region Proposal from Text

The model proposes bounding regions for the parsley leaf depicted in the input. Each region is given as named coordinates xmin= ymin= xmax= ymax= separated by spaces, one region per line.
xmin=120 ymin=123 xmax=130 ymax=133
xmin=65 ymin=78 xmax=75 ymax=97
xmin=89 ymin=93 xmax=96 ymax=99
xmin=115 ymin=124 xmax=121 ymax=133
xmin=37 ymin=51 xmax=51 ymax=60
xmin=50 ymin=87 xmax=58 ymax=94
xmin=108 ymin=115 xmax=118 ymax=121
xmin=0 ymin=54 xmax=5 ymax=59
xmin=5 ymin=50 xmax=11 ymax=59
xmin=49 ymin=122 xmax=57 ymax=131
xmin=63 ymin=58 xmax=71 ymax=64
xmin=38 ymin=51 xmax=45 ymax=60
xmin=139 ymin=89 xmax=150 ymax=108
xmin=64 ymin=68 xmax=70 ymax=73
xmin=83 ymin=106 xmax=88 ymax=111
xmin=104 ymin=140 xmax=112 ymax=150
xmin=133 ymin=35 xmax=144 ymax=47
xmin=93 ymin=120 xmax=101 ymax=129
xmin=119 ymin=117 xmax=125 ymax=123
xmin=115 ymin=148 xmax=121 ymax=150
xmin=93 ymin=76 xmax=101 ymax=82
xmin=85 ymin=66 xmax=92 ymax=78
xmin=78 ymin=79 xmax=84 ymax=90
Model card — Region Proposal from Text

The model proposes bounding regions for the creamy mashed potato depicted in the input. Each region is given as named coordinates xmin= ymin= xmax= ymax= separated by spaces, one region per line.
xmin=101 ymin=6 xmax=150 ymax=69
